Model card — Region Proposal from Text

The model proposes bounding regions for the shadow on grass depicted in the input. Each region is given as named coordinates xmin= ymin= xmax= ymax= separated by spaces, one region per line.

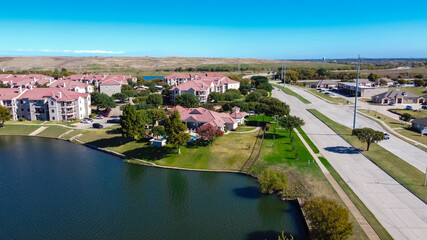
xmin=263 ymin=133 xmax=287 ymax=140
xmin=106 ymin=128 xmax=120 ymax=134
xmin=87 ymin=136 xmax=132 ymax=148
xmin=186 ymin=140 xmax=209 ymax=148
xmin=233 ymin=186 xmax=262 ymax=199
xmin=122 ymin=145 xmax=176 ymax=161
xmin=324 ymin=146 xmax=361 ymax=154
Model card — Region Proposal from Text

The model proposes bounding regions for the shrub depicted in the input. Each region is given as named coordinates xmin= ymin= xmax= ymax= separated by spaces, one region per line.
xmin=258 ymin=169 xmax=289 ymax=195
xmin=19 ymin=117 xmax=25 ymax=121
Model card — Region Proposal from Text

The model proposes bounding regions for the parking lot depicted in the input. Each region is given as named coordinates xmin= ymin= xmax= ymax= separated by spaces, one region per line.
xmin=71 ymin=105 xmax=123 ymax=130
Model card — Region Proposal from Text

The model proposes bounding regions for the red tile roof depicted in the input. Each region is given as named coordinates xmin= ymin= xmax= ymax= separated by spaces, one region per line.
xmin=0 ymin=88 xmax=26 ymax=100
xmin=170 ymin=106 xmax=237 ymax=129
xmin=19 ymin=88 xmax=88 ymax=101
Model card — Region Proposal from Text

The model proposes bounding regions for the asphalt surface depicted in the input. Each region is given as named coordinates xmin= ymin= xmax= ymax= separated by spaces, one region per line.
xmin=272 ymin=86 xmax=427 ymax=240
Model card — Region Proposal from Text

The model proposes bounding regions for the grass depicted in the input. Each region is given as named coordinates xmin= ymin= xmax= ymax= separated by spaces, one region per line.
xmin=76 ymin=127 xmax=260 ymax=171
xmin=232 ymin=126 xmax=257 ymax=132
xmin=308 ymin=108 xmax=427 ymax=203
xmin=391 ymin=109 xmax=427 ymax=119
xmin=37 ymin=126 xmax=70 ymax=138
xmin=61 ymin=129 xmax=84 ymax=140
xmin=0 ymin=124 xmax=40 ymax=135
xmin=305 ymin=89 xmax=349 ymax=105
xmin=395 ymin=128 xmax=427 ymax=147
xmin=296 ymin=126 xmax=320 ymax=153
xmin=388 ymin=87 xmax=427 ymax=96
xmin=245 ymin=114 xmax=274 ymax=122
xmin=319 ymin=157 xmax=393 ymax=240
xmin=359 ymin=109 xmax=408 ymax=129
xmin=272 ymin=83 xmax=311 ymax=104
xmin=255 ymin=126 xmax=369 ymax=240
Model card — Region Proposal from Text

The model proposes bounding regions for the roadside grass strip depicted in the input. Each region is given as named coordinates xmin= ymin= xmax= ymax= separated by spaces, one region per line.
xmin=307 ymin=108 xmax=427 ymax=203
xmin=296 ymin=126 xmax=320 ymax=153
xmin=305 ymin=89 xmax=349 ymax=105
xmin=272 ymin=84 xmax=311 ymax=104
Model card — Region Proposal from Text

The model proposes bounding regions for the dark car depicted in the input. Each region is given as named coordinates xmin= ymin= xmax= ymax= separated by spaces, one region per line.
xmin=422 ymin=106 xmax=427 ymax=110
xmin=92 ymin=123 xmax=104 ymax=129
xmin=107 ymin=118 xmax=121 ymax=123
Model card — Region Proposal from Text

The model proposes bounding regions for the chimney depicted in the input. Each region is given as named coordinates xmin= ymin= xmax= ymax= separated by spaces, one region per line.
xmin=18 ymin=86 xmax=22 ymax=93
xmin=63 ymin=82 xmax=66 ymax=88
xmin=58 ymin=92 xmax=62 ymax=99
xmin=49 ymin=78 xmax=52 ymax=83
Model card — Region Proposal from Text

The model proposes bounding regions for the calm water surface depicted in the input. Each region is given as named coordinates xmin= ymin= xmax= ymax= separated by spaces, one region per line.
xmin=0 ymin=136 xmax=308 ymax=239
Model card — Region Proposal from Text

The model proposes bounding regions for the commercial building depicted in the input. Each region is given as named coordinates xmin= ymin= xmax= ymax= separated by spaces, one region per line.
xmin=371 ymin=90 xmax=423 ymax=105
xmin=337 ymin=82 xmax=388 ymax=97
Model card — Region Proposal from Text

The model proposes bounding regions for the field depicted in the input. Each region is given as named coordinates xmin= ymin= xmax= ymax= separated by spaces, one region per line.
xmin=391 ymin=109 xmax=427 ymax=119
xmin=308 ymin=109 xmax=427 ymax=203
xmin=305 ymin=89 xmax=349 ymax=105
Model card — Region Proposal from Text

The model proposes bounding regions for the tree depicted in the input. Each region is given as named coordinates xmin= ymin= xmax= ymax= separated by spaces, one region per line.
xmin=119 ymin=104 xmax=146 ymax=139
xmin=196 ymin=124 xmax=224 ymax=146
xmin=285 ymin=70 xmax=299 ymax=83
xmin=278 ymin=115 xmax=305 ymax=137
xmin=151 ymin=125 xmax=166 ymax=138
xmin=253 ymin=89 xmax=268 ymax=97
xmin=251 ymin=76 xmax=269 ymax=87
xmin=368 ymin=73 xmax=380 ymax=82
xmin=136 ymin=76 xmax=145 ymax=86
xmin=145 ymin=81 xmax=158 ymax=92
xmin=379 ymin=79 xmax=388 ymax=86
xmin=127 ymin=78 xmax=136 ymax=87
xmin=352 ymin=128 xmax=385 ymax=151
xmin=0 ymin=106 xmax=11 ymax=127
xmin=223 ymin=89 xmax=242 ymax=101
xmin=0 ymin=83 xmax=7 ymax=88
xmin=146 ymin=94 xmax=163 ymax=108
xmin=258 ymin=97 xmax=290 ymax=116
xmin=414 ymin=79 xmax=425 ymax=87
xmin=112 ymin=92 xmax=127 ymax=102
xmin=303 ymin=197 xmax=353 ymax=240
xmin=245 ymin=91 xmax=262 ymax=102
xmin=122 ymin=90 xmax=138 ymax=98
xmin=91 ymin=92 xmax=116 ymax=110
xmin=37 ymin=83 xmax=48 ymax=88
xmin=397 ymin=79 xmax=406 ymax=85
xmin=121 ymin=84 xmax=134 ymax=92
xmin=175 ymin=93 xmax=199 ymax=107
xmin=208 ymin=92 xmax=224 ymax=103
xmin=258 ymin=169 xmax=289 ymax=195
xmin=161 ymin=85 xmax=172 ymax=97
xmin=257 ymin=82 xmax=272 ymax=92
xmin=414 ymin=74 xmax=424 ymax=79
xmin=316 ymin=68 xmax=329 ymax=77
xmin=165 ymin=110 xmax=190 ymax=154
xmin=239 ymin=83 xmax=252 ymax=95
xmin=400 ymin=113 xmax=413 ymax=123
xmin=146 ymin=109 xmax=167 ymax=127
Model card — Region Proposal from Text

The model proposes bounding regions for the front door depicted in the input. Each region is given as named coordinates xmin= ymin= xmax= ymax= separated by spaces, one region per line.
xmin=397 ymin=98 xmax=402 ymax=104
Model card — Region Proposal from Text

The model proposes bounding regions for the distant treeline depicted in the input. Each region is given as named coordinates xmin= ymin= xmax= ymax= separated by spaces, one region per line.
xmin=0 ymin=68 xmax=75 ymax=79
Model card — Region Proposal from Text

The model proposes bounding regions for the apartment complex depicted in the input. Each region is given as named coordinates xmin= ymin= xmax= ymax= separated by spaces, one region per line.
xmin=0 ymin=74 xmax=55 ymax=89
xmin=0 ymin=88 xmax=91 ymax=121
xmin=167 ymin=73 xmax=240 ymax=103
xmin=64 ymin=74 xmax=136 ymax=96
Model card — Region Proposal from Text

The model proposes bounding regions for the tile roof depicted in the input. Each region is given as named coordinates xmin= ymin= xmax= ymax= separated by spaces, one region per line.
xmin=49 ymin=79 xmax=90 ymax=89
xmin=0 ymin=88 xmax=26 ymax=100
xmin=170 ymin=106 xmax=237 ymax=129
xmin=19 ymin=88 xmax=88 ymax=101
xmin=372 ymin=90 xmax=419 ymax=99
xmin=412 ymin=117 xmax=427 ymax=126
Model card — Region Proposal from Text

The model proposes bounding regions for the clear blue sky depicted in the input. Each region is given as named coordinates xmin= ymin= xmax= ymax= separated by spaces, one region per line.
xmin=1 ymin=0 xmax=426 ymax=59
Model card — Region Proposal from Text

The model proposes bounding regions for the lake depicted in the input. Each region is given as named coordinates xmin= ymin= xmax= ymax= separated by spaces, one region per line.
xmin=0 ymin=136 xmax=308 ymax=239
xmin=142 ymin=76 xmax=164 ymax=80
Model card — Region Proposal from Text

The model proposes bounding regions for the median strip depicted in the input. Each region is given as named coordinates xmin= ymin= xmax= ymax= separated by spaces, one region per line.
xmin=272 ymin=84 xmax=311 ymax=104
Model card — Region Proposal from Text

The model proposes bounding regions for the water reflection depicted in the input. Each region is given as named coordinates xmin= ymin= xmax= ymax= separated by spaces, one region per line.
xmin=167 ymin=170 xmax=189 ymax=207
xmin=257 ymin=195 xmax=288 ymax=225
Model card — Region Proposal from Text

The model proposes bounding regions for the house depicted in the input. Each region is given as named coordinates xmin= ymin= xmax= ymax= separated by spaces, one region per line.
xmin=49 ymin=79 xmax=94 ymax=93
xmin=349 ymin=78 xmax=375 ymax=87
xmin=412 ymin=117 xmax=427 ymax=136
xmin=16 ymin=88 xmax=91 ymax=121
xmin=168 ymin=73 xmax=240 ymax=104
xmin=170 ymin=105 xmax=240 ymax=131
xmin=337 ymin=82 xmax=387 ymax=97
xmin=230 ymin=106 xmax=245 ymax=124
xmin=0 ymin=88 xmax=28 ymax=120
xmin=0 ymin=74 xmax=55 ymax=89
xmin=316 ymin=80 xmax=339 ymax=89
xmin=371 ymin=90 xmax=422 ymax=105
xmin=376 ymin=78 xmax=395 ymax=86
xmin=64 ymin=74 xmax=136 ymax=96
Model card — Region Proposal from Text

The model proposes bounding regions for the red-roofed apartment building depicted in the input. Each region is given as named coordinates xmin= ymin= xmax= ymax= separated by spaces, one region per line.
xmin=64 ymin=74 xmax=136 ymax=96
xmin=14 ymin=88 xmax=91 ymax=121
xmin=166 ymin=73 xmax=240 ymax=104
xmin=170 ymin=105 xmax=244 ymax=131
xmin=0 ymin=88 xmax=28 ymax=120
xmin=0 ymin=74 xmax=55 ymax=89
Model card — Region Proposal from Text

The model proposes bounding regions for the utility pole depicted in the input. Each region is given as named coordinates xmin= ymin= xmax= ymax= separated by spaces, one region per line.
xmin=283 ymin=63 xmax=286 ymax=88
xmin=353 ymin=55 xmax=361 ymax=130
xmin=424 ymin=166 xmax=427 ymax=186
xmin=408 ymin=60 xmax=412 ymax=78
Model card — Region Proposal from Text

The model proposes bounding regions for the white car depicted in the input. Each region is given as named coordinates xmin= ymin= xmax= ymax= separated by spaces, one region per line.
xmin=81 ymin=120 xmax=90 ymax=124
xmin=94 ymin=115 xmax=104 ymax=119
xmin=384 ymin=132 xmax=390 ymax=140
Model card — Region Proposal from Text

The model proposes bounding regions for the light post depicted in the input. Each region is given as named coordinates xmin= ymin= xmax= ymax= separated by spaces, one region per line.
xmin=353 ymin=55 xmax=361 ymax=130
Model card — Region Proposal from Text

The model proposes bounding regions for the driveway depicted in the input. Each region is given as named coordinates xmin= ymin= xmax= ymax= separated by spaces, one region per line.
xmin=72 ymin=105 xmax=122 ymax=130
xmin=272 ymin=86 xmax=427 ymax=240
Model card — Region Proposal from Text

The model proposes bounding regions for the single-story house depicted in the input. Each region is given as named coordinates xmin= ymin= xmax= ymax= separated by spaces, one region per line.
xmin=412 ymin=117 xmax=427 ymax=136
xmin=170 ymin=105 xmax=240 ymax=131
xmin=230 ymin=106 xmax=245 ymax=124
xmin=316 ymin=80 xmax=339 ymax=89
xmin=371 ymin=90 xmax=422 ymax=105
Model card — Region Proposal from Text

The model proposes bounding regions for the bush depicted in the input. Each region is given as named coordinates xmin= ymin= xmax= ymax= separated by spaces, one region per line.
xmin=19 ymin=117 xmax=25 ymax=121
xmin=253 ymin=89 xmax=268 ymax=97
xmin=303 ymin=197 xmax=353 ymax=240
xmin=222 ymin=101 xmax=249 ymax=112
xmin=257 ymin=169 xmax=289 ymax=195
xmin=245 ymin=91 xmax=262 ymax=102
xmin=257 ymin=82 xmax=272 ymax=92
xmin=89 ymin=113 xmax=96 ymax=119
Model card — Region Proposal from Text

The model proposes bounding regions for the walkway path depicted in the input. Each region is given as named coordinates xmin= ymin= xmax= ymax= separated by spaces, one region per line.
xmin=273 ymin=86 xmax=427 ymax=240
xmin=28 ymin=126 xmax=48 ymax=136
xmin=58 ymin=130 xmax=74 ymax=139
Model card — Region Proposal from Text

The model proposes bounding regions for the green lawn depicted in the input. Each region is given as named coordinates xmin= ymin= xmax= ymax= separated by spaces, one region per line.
xmin=245 ymin=114 xmax=274 ymax=122
xmin=256 ymin=125 xmax=369 ymax=240
xmin=395 ymin=128 xmax=427 ymax=147
xmin=0 ymin=125 xmax=40 ymax=135
xmin=232 ymin=126 xmax=257 ymax=132
xmin=272 ymin=84 xmax=311 ymax=104
xmin=296 ymin=126 xmax=320 ymax=153
xmin=319 ymin=157 xmax=393 ymax=240
xmin=308 ymin=109 xmax=427 ymax=203
xmin=391 ymin=109 xmax=427 ymax=119
xmin=306 ymin=89 xmax=349 ymax=105
xmin=37 ymin=126 xmax=70 ymax=138
xmin=388 ymin=87 xmax=426 ymax=96
xmin=359 ymin=109 xmax=408 ymax=129
xmin=76 ymin=127 xmax=260 ymax=171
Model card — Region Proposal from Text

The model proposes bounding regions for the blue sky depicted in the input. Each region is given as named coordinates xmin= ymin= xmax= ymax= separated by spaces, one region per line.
xmin=1 ymin=0 xmax=426 ymax=59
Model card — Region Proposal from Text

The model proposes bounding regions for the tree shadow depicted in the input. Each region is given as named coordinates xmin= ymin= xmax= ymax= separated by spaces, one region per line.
xmin=263 ymin=133 xmax=287 ymax=140
xmin=233 ymin=186 xmax=262 ymax=199
xmin=324 ymin=146 xmax=360 ymax=154
xmin=186 ymin=140 xmax=209 ymax=149
xmin=106 ymin=128 xmax=120 ymax=134
xmin=122 ymin=145 xmax=175 ymax=160
xmin=87 ymin=136 xmax=132 ymax=148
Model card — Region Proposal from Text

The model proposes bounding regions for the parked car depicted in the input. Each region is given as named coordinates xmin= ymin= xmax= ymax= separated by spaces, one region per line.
xmin=84 ymin=118 xmax=93 ymax=122
xmin=102 ymin=113 xmax=109 ymax=117
xmin=94 ymin=115 xmax=104 ymax=119
xmin=92 ymin=123 xmax=104 ymax=129
xmin=422 ymin=106 xmax=427 ymax=110
xmin=405 ymin=105 xmax=413 ymax=110
xmin=107 ymin=118 xmax=121 ymax=123
xmin=384 ymin=132 xmax=390 ymax=140
xmin=81 ymin=120 xmax=90 ymax=124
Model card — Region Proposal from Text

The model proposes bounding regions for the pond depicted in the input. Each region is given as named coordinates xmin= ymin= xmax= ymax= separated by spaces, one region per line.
xmin=0 ymin=136 xmax=308 ymax=239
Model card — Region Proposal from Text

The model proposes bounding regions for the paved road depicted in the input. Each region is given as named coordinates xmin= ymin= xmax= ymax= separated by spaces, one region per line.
xmin=272 ymin=86 xmax=427 ymax=240
xmin=286 ymin=85 xmax=427 ymax=173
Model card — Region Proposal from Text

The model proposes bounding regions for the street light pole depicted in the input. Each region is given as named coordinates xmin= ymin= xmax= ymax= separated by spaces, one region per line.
xmin=353 ymin=55 xmax=361 ymax=130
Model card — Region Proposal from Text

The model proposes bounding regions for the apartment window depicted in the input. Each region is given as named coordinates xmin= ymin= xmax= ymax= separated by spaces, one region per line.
xmin=20 ymin=100 xmax=23 ymax=104
xmin=51 ymin=101 xmax=54 ymax=105
xmin=21 ymin=108 xmax=23 ymax=111
xmin=52 ymin=117 xmax=55 ymax=120
xmin=51 ymin=109 xmax=54 ymax=113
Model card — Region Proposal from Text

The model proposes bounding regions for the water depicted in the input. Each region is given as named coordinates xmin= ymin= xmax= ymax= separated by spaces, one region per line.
xmin=142 ymin=76 xmax=164 ymax=80
xmin=0 ymin=136 xmax=308 ymax=239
